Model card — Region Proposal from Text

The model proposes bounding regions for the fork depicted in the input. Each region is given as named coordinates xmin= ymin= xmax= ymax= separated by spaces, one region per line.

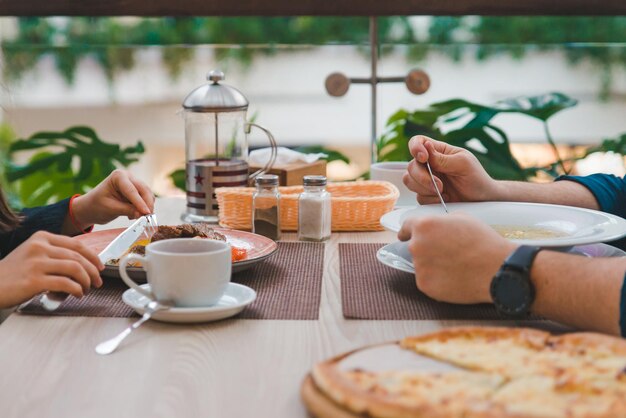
xmin=144 ymin=213 xmax=159 ymax=238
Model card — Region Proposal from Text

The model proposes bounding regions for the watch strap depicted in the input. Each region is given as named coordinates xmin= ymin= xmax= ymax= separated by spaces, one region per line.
xmin=504 ymin=245 xmax=542 ymax=272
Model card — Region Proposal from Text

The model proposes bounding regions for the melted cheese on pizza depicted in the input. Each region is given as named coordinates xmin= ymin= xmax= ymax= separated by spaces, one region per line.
xmin=311 ymin=328 xmax=626 ymax=418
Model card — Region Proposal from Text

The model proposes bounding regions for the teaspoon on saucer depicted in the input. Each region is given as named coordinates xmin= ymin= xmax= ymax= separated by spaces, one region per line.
xmin=425 ymin=161 xmax=449 ymax=214
xmin=95 ymin=299 xmax=171 ymax=355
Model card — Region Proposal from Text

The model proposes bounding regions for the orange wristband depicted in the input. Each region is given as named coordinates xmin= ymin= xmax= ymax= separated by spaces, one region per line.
xmin=69 ymin=194 xmax=93 ymax=234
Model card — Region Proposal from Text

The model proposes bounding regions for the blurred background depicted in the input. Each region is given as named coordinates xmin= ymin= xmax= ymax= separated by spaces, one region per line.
xmin=0 ymin=16 xmax=624 ymax=204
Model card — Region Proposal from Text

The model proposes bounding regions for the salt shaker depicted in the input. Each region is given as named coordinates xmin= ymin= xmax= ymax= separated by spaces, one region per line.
xmin=298 ymin=175 xmax=331 ymax=242
xmin=252 ymin=174 xmax=281 ymax=240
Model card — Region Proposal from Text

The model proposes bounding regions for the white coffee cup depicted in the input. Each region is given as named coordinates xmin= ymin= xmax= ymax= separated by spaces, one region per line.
xmin=119 ymin=238 xmax=232 ymax=307
xmin=370 ymin=162 xmax=418 ymax=207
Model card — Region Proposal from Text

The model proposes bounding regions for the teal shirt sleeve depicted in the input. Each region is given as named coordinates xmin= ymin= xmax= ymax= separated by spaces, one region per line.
xmin=556 ymin=173 xmax=626 ymax=218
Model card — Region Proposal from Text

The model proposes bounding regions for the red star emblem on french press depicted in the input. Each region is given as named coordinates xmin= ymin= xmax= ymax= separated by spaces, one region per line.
xmin=194 ymin=172 xmax=204 ymax=185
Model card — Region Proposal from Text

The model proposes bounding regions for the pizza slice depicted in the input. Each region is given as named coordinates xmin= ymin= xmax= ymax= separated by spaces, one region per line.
xmin=312 ymin=361 xmax=504 ymax=418
xmin=400 ymin=327 xmax=551 ymax=378
xmin=485 ymin=375 xmax=626 ymax=418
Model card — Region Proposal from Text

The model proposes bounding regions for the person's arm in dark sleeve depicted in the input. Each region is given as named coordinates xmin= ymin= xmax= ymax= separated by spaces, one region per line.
xmin=0 ymin=198 xmax=70 ymax=257
xmin=557 ymin=174 xmax=626 ymax=218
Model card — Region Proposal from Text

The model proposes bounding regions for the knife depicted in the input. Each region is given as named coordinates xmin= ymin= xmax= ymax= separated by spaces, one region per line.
xmin=40 ymin=216 xmax=152 ymax=311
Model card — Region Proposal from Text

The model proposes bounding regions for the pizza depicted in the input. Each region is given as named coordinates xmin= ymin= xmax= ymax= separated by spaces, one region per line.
xmin=310 ymin=327 xmax=626 ymax=418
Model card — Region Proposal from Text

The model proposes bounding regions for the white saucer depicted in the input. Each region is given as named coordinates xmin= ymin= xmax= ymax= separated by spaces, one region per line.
xmin=122 ymin=283 xmax=256 ymax=324
xmin=377 ymin=241 xmax=626 ymax=275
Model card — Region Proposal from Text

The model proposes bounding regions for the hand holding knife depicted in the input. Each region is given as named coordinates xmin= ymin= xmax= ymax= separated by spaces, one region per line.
xmin=39 ymin=215 xmax=157 ymax=311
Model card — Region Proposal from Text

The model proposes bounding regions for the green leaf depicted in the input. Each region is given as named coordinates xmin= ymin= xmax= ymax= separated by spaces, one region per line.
xmin=585 ymin=133 xmax=626 ymax=156
xmin=431 ymin=99 xmax=491 ymax=115
xmin=57 ymin=153 xmax=73 ymax=172
xmin=169 ymin=168 xmax=186 ymax=192
xmin=495 ymin=92 xmax=578 ymax=121
xmin=385 ymin=109 xmax=410 ymax=124
xmin=7 ymin=125 xmax=145 ymax=205
xmin=6 ymin=153 xmax=62 ymax=181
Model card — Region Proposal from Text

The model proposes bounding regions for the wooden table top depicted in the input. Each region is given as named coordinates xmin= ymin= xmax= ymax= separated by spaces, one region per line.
xmin=0 ymin=197 xmax=562 ymax=418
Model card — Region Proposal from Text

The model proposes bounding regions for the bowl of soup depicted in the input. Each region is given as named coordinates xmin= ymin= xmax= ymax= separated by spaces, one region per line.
xmin=380 ymin=202 xmax=626 ymax=247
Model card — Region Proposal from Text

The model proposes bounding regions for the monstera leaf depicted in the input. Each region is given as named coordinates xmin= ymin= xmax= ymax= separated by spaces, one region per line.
xmin=6 ymin=126 xmax=144 ymax=207
xmin=377 ymin=109 xmax=443 ymax=162
xmin=376 ymin=93 xmax=578 ymax=181
xmin=494 ymin=93 xmax=578 ymax=122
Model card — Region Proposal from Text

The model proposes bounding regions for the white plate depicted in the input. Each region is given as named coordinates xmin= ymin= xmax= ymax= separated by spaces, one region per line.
xmin=377 ymin=241 xmax=415 ymax=274
xmin=76 ymin=227 xmax=278 ymax=281
xmin=122 ymin=283 xmax=256 ymax=324
xmin=377 ymin=241 xmax=626 ymax=275
xmin=380 ymin=202 xmax=626 ymax=247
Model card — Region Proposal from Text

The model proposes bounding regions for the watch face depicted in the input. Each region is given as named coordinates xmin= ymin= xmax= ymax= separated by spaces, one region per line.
xmin=490 ymin=269 xmax=534 ymax=317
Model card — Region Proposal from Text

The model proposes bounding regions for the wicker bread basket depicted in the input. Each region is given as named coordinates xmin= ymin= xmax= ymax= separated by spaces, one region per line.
xmin=216 ymin=181 xmax=399 ymax=232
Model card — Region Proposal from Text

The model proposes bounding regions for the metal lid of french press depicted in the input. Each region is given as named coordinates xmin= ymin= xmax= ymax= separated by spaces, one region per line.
xmin=182 ymin=70 xmax=249 ymax=112
xmin=303 ymin=175 xmax=327 ymax=186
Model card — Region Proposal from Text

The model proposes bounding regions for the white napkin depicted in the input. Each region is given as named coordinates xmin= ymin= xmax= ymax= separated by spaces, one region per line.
xmin=576 ymin=151 xmax=626 ymax=177
xmin=249 ymin=147 xmax=327 ymax=168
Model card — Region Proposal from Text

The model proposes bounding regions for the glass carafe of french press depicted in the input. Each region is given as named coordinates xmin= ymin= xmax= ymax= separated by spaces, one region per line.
xmin=181 ymin=70 xmax=277 ymax=223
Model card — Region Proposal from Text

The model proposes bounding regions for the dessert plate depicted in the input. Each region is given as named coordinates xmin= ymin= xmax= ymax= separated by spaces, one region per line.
xmin=381 ymin=202 xmax=626 ymax=247
xmin=122 ymin=283 xmax=256 ymax=323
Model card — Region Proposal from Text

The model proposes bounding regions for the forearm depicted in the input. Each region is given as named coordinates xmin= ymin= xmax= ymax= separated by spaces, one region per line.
xmin=491 ymin=180 xmax=599 ymax=210
xmin=61 ymin=216 xmax=86 ymax=236
xmin=60 ymin=195 xmax=93 ymax=236
xmin=529 ymin=251 xmax=625 ymax=335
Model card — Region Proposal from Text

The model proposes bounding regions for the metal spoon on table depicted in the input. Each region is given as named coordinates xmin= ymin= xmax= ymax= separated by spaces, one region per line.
xmin=95 ymin=300 xmax=171 ymax=355
xmin=425 ymin=161 xmax=449 ymax=214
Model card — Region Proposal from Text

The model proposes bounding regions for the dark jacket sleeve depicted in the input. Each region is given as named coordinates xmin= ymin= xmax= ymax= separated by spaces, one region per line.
xmin=556 ymin=174 xmax=626 ymax=218
xmin=0 ymin=198 xmax=70 ymax=258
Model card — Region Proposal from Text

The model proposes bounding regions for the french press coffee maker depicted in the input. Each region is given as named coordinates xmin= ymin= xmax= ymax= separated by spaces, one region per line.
xmin=181 ymin=70 xmax=277 ymax=223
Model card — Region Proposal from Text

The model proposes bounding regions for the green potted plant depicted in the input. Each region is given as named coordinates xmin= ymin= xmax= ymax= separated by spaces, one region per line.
xmin=377 ymin=92 xmax=625 ymax=180
xmin=5 ymin=125 xmax=145 ymax=207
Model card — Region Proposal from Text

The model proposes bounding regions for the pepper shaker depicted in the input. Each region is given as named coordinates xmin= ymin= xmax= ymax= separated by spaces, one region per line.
xmin=252 ymin=174 xmax=281 ymax=240
xmin=298 ymin=175 xmax=331 ymax=242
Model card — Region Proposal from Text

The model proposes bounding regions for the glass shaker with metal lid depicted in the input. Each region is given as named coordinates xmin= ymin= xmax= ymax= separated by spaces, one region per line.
xmin=181 ymin=69 xmax=277 ymax=223
xmin=298 ymin=175 xmax=331 ymax=242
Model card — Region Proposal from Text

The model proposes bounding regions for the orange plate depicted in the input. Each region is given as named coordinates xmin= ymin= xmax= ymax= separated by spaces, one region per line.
xmin=75 ymin=227 xmax=278 ymax=280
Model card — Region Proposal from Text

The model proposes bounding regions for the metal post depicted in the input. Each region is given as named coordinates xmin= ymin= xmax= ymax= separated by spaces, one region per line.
xmin=370 ymin=16 xmax=378 ymax=164
xmin=325 ymin=16 xmax=430 ymax=163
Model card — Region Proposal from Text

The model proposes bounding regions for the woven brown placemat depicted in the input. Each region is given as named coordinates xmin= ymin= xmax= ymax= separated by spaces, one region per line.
xmin=18 ymin=242 xmax=324 ymax=320
xmin=233 ymin=242 xmax=323 ymax=320
xmin=339 ymin=243 xmax=539 ymax=320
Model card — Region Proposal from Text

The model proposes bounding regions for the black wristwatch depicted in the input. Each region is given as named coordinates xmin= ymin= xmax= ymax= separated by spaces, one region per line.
xmin=490 ymin=245 xmax=542 ymax=318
